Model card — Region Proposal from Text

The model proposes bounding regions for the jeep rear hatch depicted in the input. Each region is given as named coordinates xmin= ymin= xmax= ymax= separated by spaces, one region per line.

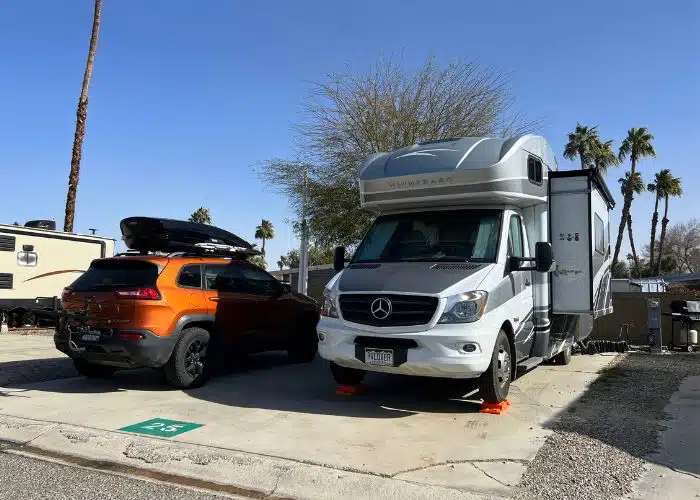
xmin=62 ymin=260 xmax=161 ymax=322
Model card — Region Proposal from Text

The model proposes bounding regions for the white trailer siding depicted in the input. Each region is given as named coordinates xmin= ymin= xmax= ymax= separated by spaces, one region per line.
xmin=0 ymin=225 xmax=115 ymax=312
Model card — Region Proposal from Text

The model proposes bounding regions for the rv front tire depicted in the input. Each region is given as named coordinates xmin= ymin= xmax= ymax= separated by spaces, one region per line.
xmin=478 ymin=329 xmax=512 ymax=403
xmin=330 ymin=361 xmax=366 ymax=386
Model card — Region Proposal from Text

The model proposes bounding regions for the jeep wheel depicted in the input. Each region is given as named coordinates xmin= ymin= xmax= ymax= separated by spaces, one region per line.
xmin=73 ymin=359 xmax=116 ymax=378
xmin=164 ymin=327 xmax=210 ymax=389
xmin=287 ymin=318 xmax=318 ymax=363
xmin=478 ymin=329 xmax=512 ymax=404
xmin=330 ymin=361 xmax=366 ymax=385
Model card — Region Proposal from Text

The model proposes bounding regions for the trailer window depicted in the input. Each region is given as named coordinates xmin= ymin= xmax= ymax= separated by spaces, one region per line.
xmin=70 ymin=260 xmax=159 ymax=292
xmin=0 ymin=235 xmax=15 ymax=252
xmin=527 ymin=157 xmax=543 ymax=185
xmin=595 ymin=214 xmax=605 ymax=255
xmin=508 ymin=215 xmax=524 ymax=258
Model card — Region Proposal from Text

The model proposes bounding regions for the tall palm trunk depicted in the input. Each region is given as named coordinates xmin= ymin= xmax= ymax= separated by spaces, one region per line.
xmin=612 ymin=158 xmax=637 ymax=268
xmin=656 ymin=194 xmax=671 ymax=275
xmin=261 ymin=238 xmax=266 ymax=256
xmin=627 ymin=214 xmax=640 ymax=276
xmin=63 ymin=0 xmax=102 ymax=232
xmin=648 ymin=193 xmax=661 ymax=271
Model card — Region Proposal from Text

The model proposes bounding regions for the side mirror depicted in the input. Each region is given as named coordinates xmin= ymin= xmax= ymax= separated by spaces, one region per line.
xmin=334 ymin=246 xmax=346 ymax=273
xmin=535 ymin=242 xmax=555 ymax=273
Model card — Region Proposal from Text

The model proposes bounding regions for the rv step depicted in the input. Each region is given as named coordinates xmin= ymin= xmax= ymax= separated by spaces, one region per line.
xmin=517 ymin=356 xmax=544 ymax=373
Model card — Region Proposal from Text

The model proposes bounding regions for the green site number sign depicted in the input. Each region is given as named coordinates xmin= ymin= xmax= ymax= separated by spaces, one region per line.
xmin=120 ymin=418 xmax=203 ymax=438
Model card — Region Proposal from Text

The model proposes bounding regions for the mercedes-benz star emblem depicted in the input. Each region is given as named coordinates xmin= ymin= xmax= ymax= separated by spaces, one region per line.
xmin=370 ymin=297 xmax=392 ymax=320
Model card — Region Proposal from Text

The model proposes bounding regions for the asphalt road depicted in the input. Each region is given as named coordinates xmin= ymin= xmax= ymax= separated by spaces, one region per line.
xmin=0 ymin=452 xmax=238 ymax=500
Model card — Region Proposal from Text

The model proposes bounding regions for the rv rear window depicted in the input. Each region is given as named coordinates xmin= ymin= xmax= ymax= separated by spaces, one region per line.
xmin=70 ymin=260 xmax=159 ymax=292
xmin=594 ymin=214 xmax=605 ymax=255
xmin=0 ymin=235 xmax=15 ymax=252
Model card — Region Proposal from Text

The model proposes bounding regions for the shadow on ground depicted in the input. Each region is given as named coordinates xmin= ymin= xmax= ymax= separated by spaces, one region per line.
xmin=2 ymin=352 xmax=483 ymax=418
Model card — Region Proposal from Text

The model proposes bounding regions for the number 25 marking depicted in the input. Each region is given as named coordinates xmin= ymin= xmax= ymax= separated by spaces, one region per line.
xmin=142 ymin=422 xmax=185 ymax=432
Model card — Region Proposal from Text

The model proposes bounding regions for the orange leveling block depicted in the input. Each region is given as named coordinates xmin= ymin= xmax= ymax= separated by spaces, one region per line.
xmin=479 ymin=399 xmax=511 ymax=415
xmin=336 ymin=384 xmax=367 ymax=396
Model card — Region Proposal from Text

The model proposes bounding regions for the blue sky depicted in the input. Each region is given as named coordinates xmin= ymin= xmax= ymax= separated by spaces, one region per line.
xmin=1 ymin=0 xmax=698 ymax=268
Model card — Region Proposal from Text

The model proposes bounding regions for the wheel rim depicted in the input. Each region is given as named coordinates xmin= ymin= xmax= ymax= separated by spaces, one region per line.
xmin=496 ymin=342 xmax=511 ymax=388
xmin=184 ymin=339 xmax=208 ymax=377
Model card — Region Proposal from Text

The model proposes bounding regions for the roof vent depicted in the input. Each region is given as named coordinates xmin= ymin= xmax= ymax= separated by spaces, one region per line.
xmin=24 ymin=220 xmax=56 ymax=230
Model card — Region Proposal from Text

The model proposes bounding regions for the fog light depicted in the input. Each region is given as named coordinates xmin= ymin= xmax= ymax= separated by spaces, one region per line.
xmin=462 ymin=343 xmax=477 ymax=353
xmin=318 ymin=332 xmax=325 ymax=342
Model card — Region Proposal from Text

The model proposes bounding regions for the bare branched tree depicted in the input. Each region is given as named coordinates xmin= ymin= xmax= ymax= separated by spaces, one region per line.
xmin=259 ymin=56 xmax=540 ymax=247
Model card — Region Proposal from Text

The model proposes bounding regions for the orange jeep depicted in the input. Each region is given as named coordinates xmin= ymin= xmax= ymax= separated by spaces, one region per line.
xmin=54 ymin=219 xmax=319 ymax=389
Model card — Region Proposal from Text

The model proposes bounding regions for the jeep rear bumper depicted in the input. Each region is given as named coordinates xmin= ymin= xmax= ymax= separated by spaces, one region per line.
xmin=54 ymin=326 xmax=178 ymax=369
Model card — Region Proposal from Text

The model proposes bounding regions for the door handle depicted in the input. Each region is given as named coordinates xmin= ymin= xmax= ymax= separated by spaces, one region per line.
xmin=209 ymin=297 xmax=220 ymax=302
xmin=525 ymin=279 xmax=531 ymax=287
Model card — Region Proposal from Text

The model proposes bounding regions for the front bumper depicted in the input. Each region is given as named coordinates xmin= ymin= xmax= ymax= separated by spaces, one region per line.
xmin=317 ymin=317 xmax=498 ymax=379
xmin=54 ymin=323 xmax=178 ymax=369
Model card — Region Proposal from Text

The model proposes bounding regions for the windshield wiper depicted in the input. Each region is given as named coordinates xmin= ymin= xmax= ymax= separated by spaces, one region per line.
xmin=402 ymin=256 xmax=470 ymax=262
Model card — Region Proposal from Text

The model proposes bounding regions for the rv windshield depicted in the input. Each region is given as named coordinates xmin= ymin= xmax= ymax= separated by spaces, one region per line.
xmin=352 ymin=210 xmax=502 ymax=264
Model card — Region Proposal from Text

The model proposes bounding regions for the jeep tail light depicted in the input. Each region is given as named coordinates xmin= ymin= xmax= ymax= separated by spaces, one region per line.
xmin=119 ymin=332 xmax=145 ymax=341
xmin=114 ymin=287 xmax=161 ymax=300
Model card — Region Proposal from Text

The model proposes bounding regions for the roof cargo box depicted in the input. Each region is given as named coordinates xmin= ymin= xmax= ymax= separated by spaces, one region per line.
xmin=120 ymin=217 xmax=255 ymax=254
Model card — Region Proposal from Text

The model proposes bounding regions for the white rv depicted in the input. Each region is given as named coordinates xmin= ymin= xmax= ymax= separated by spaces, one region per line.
xmin=0 ymin=222 xmax=115 ymax=327
xmin=317 ymin=135 xmax=615 ymax=403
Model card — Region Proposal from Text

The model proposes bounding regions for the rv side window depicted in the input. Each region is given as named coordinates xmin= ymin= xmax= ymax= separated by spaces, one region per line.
xmin=527 ymin=157 xmax=542 ymax=185
xmin=0 ymin=235 xmax=15 ymax=252
xmin=178 ymin=265 xmax=202 ymax=289
xmin=594 ymin=214 xmax=605 ymax=255
xmin=508 ymin=215 xmax=524 ymax=258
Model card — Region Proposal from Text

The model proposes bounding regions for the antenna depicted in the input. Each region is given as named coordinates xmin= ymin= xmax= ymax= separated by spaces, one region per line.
xmin=88 ymin=228 xmax=97 ymax=235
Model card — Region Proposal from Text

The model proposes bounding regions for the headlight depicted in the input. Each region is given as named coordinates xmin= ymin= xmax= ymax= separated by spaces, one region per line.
xmin=320 ymin=290 xmax=338 ymax=318
xmin=438 ymin=291 xmax=488 ymax=324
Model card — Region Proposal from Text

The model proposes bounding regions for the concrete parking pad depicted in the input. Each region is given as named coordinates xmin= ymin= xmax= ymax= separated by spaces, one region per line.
xmin=0 ymin=335 xmax=614 ymax=498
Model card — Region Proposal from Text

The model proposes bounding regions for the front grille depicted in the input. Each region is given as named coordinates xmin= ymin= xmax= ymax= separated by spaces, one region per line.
xmin=0 ymin=273 xmax=13 ymax=289
xmin=339 ymin=294 xmax=438 ymax=327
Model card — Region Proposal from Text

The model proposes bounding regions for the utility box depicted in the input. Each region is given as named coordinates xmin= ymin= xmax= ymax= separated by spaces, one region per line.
xmin=647 ymin=298 xmax=663 ymax=353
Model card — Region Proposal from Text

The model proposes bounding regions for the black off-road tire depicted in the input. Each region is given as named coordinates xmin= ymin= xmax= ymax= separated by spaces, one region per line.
xmin=479 ymin=329 xmax=513 ymax=404
xmin=164 ymin=327 xmax=211 ymax=389
xmin=73 ymin=358 xmax=117 ymax=378
xmin=553 ymin=344 xmax=572 ymax=365
xmin=287 ymin=317 xmax=319 ymax=363
xmin=330 ymin=361 xmax=366 ymax=385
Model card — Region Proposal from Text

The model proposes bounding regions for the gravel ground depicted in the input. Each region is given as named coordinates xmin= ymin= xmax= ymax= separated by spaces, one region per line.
xmin=515 ymin=351 xmax=700 ymax=500
xmin=0 ymin=452 xmax=239 ymax=500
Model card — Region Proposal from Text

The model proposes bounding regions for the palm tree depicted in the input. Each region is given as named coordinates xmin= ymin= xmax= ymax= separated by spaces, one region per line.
xmin=188 ymin=207 xmax=212 ymax=224
xmin=254 ymin=219 xmax=275 ymax=256
xmin=612 ymin=127 xmax=656 ymax=268
xmin=656 ymin=172 xmax=683 ymax=275
xmin=591 ymin=139 xmax=620 ymax=175
xmin=563 ymin=124 xmax=599 ymax=170
xmin=618 ymin=172 xmax=645 ymax=272
xmin=63 ymin=0 xmax=102 ymax=232
xmin=646 ymin=169 xmax=673 ymax=270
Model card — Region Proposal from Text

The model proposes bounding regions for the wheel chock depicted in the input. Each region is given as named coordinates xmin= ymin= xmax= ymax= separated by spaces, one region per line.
xmin=335 ymin=384 xmax=366 ymax=396
xmin=479 ymin=399 xmax=511 ymax=415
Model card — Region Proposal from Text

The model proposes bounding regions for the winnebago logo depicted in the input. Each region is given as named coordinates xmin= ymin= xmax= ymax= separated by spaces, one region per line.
xmin=387 ymin=176 xmax=453 ymax=190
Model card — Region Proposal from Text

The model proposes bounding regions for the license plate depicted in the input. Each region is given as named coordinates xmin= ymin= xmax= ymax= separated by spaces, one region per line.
xmin=81 ymin=333 xmax=101 ymax=342
xmin=365 ymin=348 xmax=393 ymax=366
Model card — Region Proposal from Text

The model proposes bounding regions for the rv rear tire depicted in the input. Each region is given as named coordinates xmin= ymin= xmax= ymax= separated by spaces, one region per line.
xmin=479 ymin=330 xmax=512 ymax=404
xmin=553 ymin=344 xmax=572 ymax=365
xmin=73 ymin=359 xmax=117 ymax=378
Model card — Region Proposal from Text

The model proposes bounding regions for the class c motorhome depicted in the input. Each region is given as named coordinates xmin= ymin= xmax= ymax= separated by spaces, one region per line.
xmin=0 ymin=222 xmax=115 ymax=327
xmin=317 ymin=135 xmax=615 ymax=403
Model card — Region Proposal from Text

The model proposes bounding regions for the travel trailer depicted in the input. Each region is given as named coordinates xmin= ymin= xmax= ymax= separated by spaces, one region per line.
xmin=0 ymin=222 xmax=115 ymax=327
xmin=317 ymin=135 xmax=615 ymax=403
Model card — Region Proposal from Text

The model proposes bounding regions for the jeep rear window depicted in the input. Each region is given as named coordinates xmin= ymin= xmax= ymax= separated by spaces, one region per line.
xmin=70 ymin=260 xmax=159 ymax=292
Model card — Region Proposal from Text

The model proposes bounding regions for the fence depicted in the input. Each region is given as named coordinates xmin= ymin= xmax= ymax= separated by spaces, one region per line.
xmin=592 ymin=292 xmax=698 ymax=344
